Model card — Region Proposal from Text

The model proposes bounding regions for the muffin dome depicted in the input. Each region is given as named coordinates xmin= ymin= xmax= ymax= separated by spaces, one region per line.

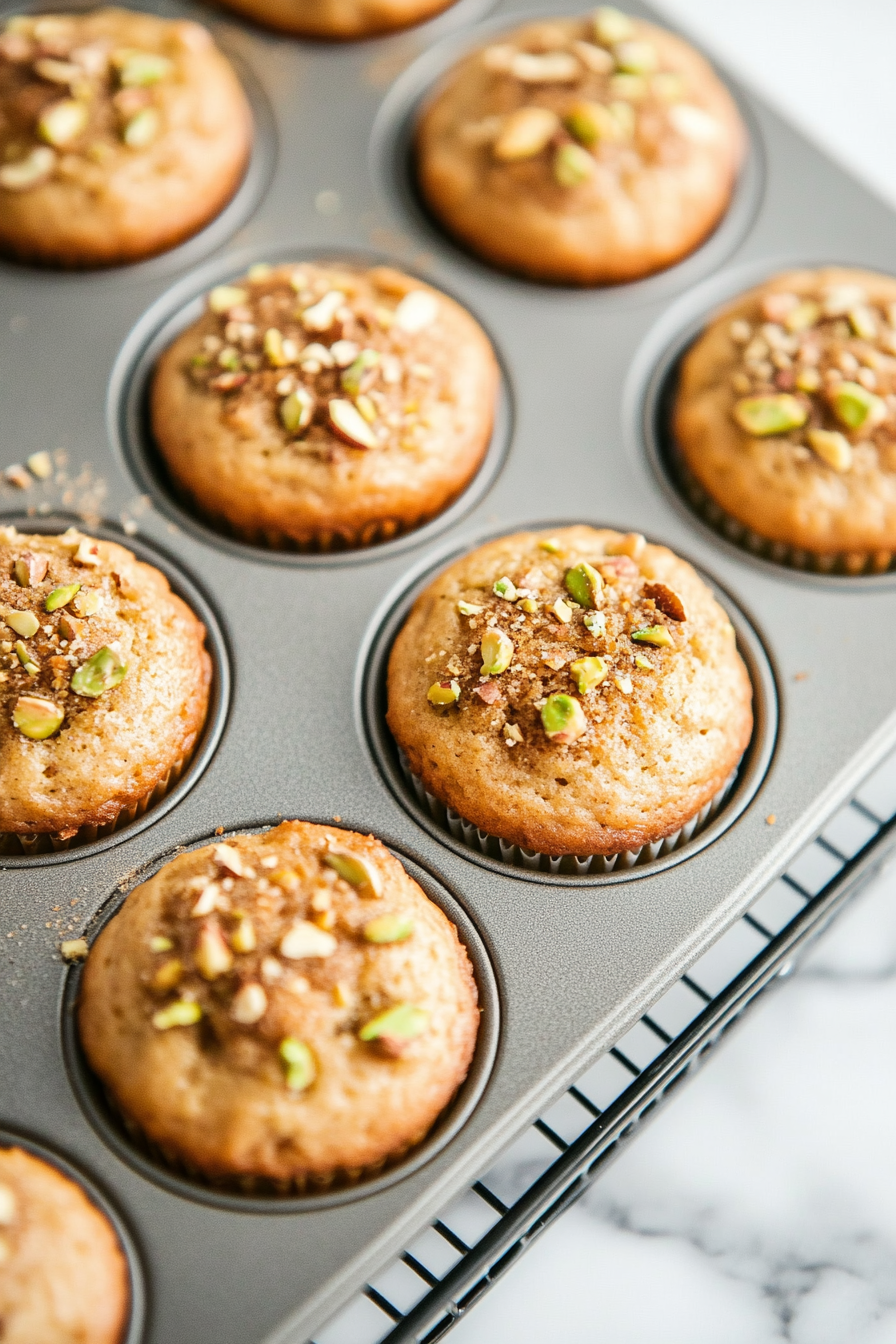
xmin=78 ymin=822 xmax=480 ymax=1186
xmin=151 ymin=262 xmax=499 ymax=550
xmin=387 ymin=526 xmax=753 ymax=857
xmin=0 ymin=8 xmax=251 ymax=267
xmin=217 ymin=0 xmax=457 ymax=41
xmin=416 ymin=9 xmax=745 ymax=285
xmin=0 ymin=1145 xmax=130 ymax=1344
xmin=0 ymin=526 xmax=210 ymax=846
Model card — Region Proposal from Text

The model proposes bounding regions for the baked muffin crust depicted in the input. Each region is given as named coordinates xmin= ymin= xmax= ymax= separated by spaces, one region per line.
xmin=416 ymin=9 xmax=745 ymax=284
xmin=0 ymin=526 xmax=210 ymax=838
xmin=387 ymin=526 xmax=753 ymax=856
xmin=152 ymin=262 xmax=498 ymax=549
xmin=675 ymin=267 xmax=896 ymax=563
xmin=0 ymin=1145 xmax=129 ymax=1344
xmin=79 ymin=822 xmax=480 ymax=1185
xmin=217 ymin=0 xmax=456 ymax=40
xmin=0 ymin=8 xmax=251 ymax=267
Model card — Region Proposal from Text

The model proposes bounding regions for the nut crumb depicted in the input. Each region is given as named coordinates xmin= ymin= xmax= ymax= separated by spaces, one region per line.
xmin=766 ymin=813 xmax=777 ymax=825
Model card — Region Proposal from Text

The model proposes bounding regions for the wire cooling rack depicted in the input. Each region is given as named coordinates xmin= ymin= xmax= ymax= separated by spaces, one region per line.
xmin=311 ymin=746 xmax=896 ymax=1344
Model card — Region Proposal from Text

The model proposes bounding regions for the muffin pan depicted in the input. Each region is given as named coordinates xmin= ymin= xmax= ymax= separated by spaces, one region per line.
xmin=3 ymin=0 xmax=896 ymax=1340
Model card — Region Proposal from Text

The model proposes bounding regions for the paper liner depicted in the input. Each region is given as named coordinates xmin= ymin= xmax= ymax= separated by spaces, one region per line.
xmin=399 ymin=750 xmax=738 ymax=875
xmin=676 ymin=453 xmax=894 ymax=576
xmin=0 ymin=752 xmax=189 ymax=857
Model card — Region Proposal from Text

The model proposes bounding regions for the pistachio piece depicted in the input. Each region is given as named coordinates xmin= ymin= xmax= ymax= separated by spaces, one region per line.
xmin=493 ymin=106 xmax=560 ymax=161
xmin=652 ymin=71 xmax=686 ymax=101
xmin=60 ymin=938 xmax=88 ymax=962
xmin=122 ymin=107 xmax=159 ymax=148
xmin=609 ymin=72 xmax=646 ymax=101
xmin=70 ymin=646 xmax=126 ymax=698
xmin=554 ymin=143 xmax=594 ymax=187
xmin=785 ymin=300 xmax=820 ymax=334
xmin=302 ymin=290 xmax=345 ymax=332
xmin=393 ymin=289 xmax=440 ymax=333
xmin=280 ymin=386 xmax=314 ymax=435
xmin=480 ymin=627 xmax=514 ymax=675
xmin=583 ymin=610 xmax=607 ymax=636
xmin=519 ymin=597 xmax=539 ymax=614
xmin=195 ymin=923 xmax=233 ymax=980
xmin=359 ymin=1002 xmax=428 ymax=1042
xmin=231 ymin=916 xmax=257 ymax=953
xmin=570 ymin=656 xmax=608 ymax=693
xmin=45 ymin=582 xmax=80 ymax=612
xmin=613 ymin=39 xmax=657 ymax=73
xmin=428 ymin=679 xmax=460 ymax=705
xmin=324 ymin=851 xmax=383 ymax=897
xmin=150 ymin=935 xmax=173 ymax=952
xmin=564 ymin=99 xmax=621 ymax=147
xmin=13 ymin=552 xmax=48 ymax=587
xmin=263 ymin=327 xmax=288 ymax=366
xmin=634 ymin=654 xmax=652 ymax=670
xmin=13 ymin=694 xmax=63 ymax=739
xmin=848 ymin=306 xmax=878 ymax=340
xmin=3 ymin=609 xmax=39 ymax=638
xmin=806 ymin=428 xmax=853 ymax=472
xmin=795 ymin=366 xmax=822 ymax=393
xmin=829 ymin=380 xmax=886 ymax=431
xmin=247 ymin=263 xmax=272 ymax=281
xmin=564 ymin=561 xmax=603 ymax=608
xmin=503 ymin=722 xmax=523 ymax=745
xmin=152 ymin=999 xmax=202 ymax=1030
xmin=539 ymin=537 xmax=562 ymax=554
xmin=340 ymin=348 xmax=380 ymax=396
xmin=38 ymin=98 xmax=88 ymax=147
xmin=493 ymin=575 xmax=518 ymax=601
xmin=552 ymin=597 xmax=573 ymax=623
xmin=279 ymin=1037 xmax=316 ymax=1091
xmin=191 ymin=882 xmax=221 ymax=917
xmin=572 ymin=39 xmax=615 ymax=73
xmin=231 ymin=982 xmax=266 ymax=1024
xmin=458 ymin=600 xmax=484 ymax=616
xmin=280 ymin=920 xmax=337 ymax=959
xmin=631 ymin=624 xmax=673 ymax=648
xmin=15 ymin=640 xmax=38 ymax=675
xmin=208 ymin=285 xmax=248 ymax=314
xmin=0 ymin=145 xmax=55 ymax=190
xmin=152 ymin=957 xmax=183 ymax=992
xmin=541 ymin=693 xmax=587 ymax=744
xmin=509 ymin=51 xmax=580 ymax=83
xmin=328 ymin=398 xmax=378 ymax=450
xmin=71 ymin=588 xmax=100 ymax=617
xmin=733 ymin=394 xmax=808 ymax=436
xmin=643 ymin=581 xmax=686 ymax=622
xmin=667 ymin=104 xmax=721 ymax=144
xmin=614 ymin=674 xmax=633 ymax=694
xmin=364 ymin=914 xmax=414 ymax=944
xmin=116 ymin=50 xmax=172 ymax=86
xmin=822 ymin=284 xmax=867 ymax=317
xmin=594 ymin=6 xmax=635 ymax=44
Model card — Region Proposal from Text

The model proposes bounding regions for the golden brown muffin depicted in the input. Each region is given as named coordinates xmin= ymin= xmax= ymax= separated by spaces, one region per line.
xmin=674 ymin=267 xmax=896 ymax=570
xmin=151 ymin=262 xmax=499 ymax=550
xmin=416 ymin=8 xmax=745 ymax=285
xmin=387 ymin=526 xmax=752 ymax=857
xmin=0 ymin=9 xmax=251 ymax=267
xmin=217 ymin=0 xmax=455 ymax=40
xmin=0 ymin=526 xmax=211 ymax=847
xmin=0 ymin=1145 xmax=130 ymax=1344
xmin=79 ymin=822 xmax=480 ymax=1187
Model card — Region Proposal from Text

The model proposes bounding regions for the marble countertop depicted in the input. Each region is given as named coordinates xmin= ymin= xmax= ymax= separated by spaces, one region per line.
xmin=450 ymin=3 xmax=896 ymax=1340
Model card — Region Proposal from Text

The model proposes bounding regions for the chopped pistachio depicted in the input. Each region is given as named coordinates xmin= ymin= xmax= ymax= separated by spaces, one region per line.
xmin=263 ymin=327 xmax=289 ymax=366
xmin=191 ymin=881 xmax=221 ymax=917
xmin=280 ymin=386 xmax=314 ymax=435
xmin=356 ymin=394 xmax=377 ymax=424
xmin=359 ymin=1002 xmax=428 ymax=1042
xmin=152 ymin=999 xmax=202 ymax=1030
xmin=539 ymin=538 xmax=562 ymax=554
xmin=631 ymin=624 xmax=673 ymax=648
xmin=195 ymin=923 xmax=233 ymax=980
xmin=38 ymin=98 xmax=88 ymax=147
xmin=340 ymin=348 xmax=380 ymax=395
xmin=280 ymin=920 xmax=337 ymax=959
xmin=614 ymin=674 xmax=633 ymax=694
xmin=328 ymin=398 xmax=378 ymax=450
xmin=493 ymin=575 xmax=518 ymax=601
xmin=541 ymin=693 xmax=587 ymax=744
xmin=733 ymin=394 xmax=808 ymax=436
xmin=26 ymin=451 xmax=52 ymax=480
xmin=643 ymin=581 xmax=686 ymax=622
xmin=503 ymin=722 xmax=523 ymax=745
xmin=208 ymin=285 xmax=248 ymax=314
xmin=552 ymin=597 xmax=573 ymax=624
xmin=554 ymin=143 xmax=594 ymax=187
xmin=70 ymin=646 xmax=126 ymax=698
xmin=564 ymin=561 xmax=603 ymax=608
xmin=607 ymin=98 xmax=636 ymax=136
xmin=572 ymin=39 xmax=616 ymax=73
xmin=152 ymin=957 xmax=183 ymax=991
xmin=612 ymin=39 xmax=657 ymax=73
xmin=609 ymin=72 xmax=647 ymax=101
xmin=806 ymin=428 xmax=853 ymax=472
xmin=829 ymin=380 xmax=886 ymax=431
xmin=279 ymin=1037 xmax=316 ymax=1091
xmin=458 ymin=600 xmax=484 ymax=616
xmin=13 ymin=694 xmax=62 ymax=739
xmin=4 ymin=609 xmax=39 ymax=638
xmin=247 ymin=263 xmax=272 ymax=281
xmin=848 ymin=306 xmax=879 ymax=341
xmin=324 ymin=851 xmax=383 ymax=897
xmin=301 ymin=289 xmax=345 ymax=332
xmin=493 ymin=106 xmax=560 ymax=161
xmin=45 ymin=582 xmax=80 ymax=612
xmin=60 ymin=938 xmax=88 ymax=962
xmin=583 ymin=610 xmax=607 ymax=637
xmin=519 ymin=597 xmax=539 ymax=614
xmin=652 ymin=71 xmax=686 ymax=101
xmin=394 ymin=289 xmax=440 ymax=333
xmin=785 ymin=300 xmax=820 ymax=334
xmin=634 ymin=654 xmax=652 ymax=670
xmin=122 ymin=107 xmax=159 ymax=148
xmin=428 ymin=679 xmax=461 ymax=705
xmin=72 ymin=588 xmax=100 ymax=617
xmin=231 ymin=916 xmax=257 ymax=953
xmin=795 ymin=366 xmax=822 ymax=393
xmin=231 ymin=982 xmax=267 ymax=1024
xmin=116 ymin=50 xmax=172 ymax=86
xmin=15 ymin=640 xmax=38 ymax=675
xmin=13 ymin=552 xmax=48 ymax=587
xmin=570 ymin=656 xmax=608 ymax=693
xmin=0 ymin=145 xmax=55 ymax=191
xmin=564 ymin=99 xmax=623 ymax=147
xmin=150 ymin=935 xmax=173 ymax=953
xmin=480 ymin=627 xmax=514 ymax=675
xmin=594 ymin=6 xmax=635 ymax=44
xmin=508 ymin=51 xmax=580 ymax=83
xmin=217 ymin=346 xmax=241 ymax=371
xmin=364 ymin=914 xmax=414 ymax=944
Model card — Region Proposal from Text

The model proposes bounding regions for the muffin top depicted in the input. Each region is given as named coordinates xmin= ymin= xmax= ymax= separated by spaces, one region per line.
xmin=151 ymin=262 xmax=498 ymax=546
xmin=387 ymin=526 xmax=753 ymax=856
xmin=0 ymin=526 xmax=210 ymax=835
xmin=78 ymin=822 xmax=480 ymax=1184
xmin=416 ymin=8 xmax=744 ymax=283
xmin=0 ymin=1145 xmax=130 ymax=1344
xmin=675 ymin=267 xmax=896 ymax=558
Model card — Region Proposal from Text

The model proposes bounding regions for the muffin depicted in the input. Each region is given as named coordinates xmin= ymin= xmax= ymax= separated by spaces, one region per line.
xmin=387 ymin=526 xmax=753 ymax=860
xmin=416 ymin=8 xmax=745 ymax=285
xmin=0 ymin=9 xmax=251 ymax=267
xmin=674 ymin=267 xmax=896 ymax=572
xmin=78 ymin=822 xmax=480 ymax=1187
xmin=217 ymin=0 xmax=456 ymax=41
xmin=0 ymin=525 xmax=211 ymax=851
xmin=151 ymin=262 xmax=499 ymax=550
xmin=0 ymin=1144 xmax=130 ymax=1344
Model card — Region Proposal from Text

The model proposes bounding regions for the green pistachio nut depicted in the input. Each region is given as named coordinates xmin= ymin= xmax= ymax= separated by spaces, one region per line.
xmin=583 ymin=610 xmax=607 ymax=636
xmin=785 ymin=300 xmax=821 ymax=333
xmin=150 ymin=935 xmax=174 ymax=953
xmin=340 ymin=349 xmax=380 ymax=396
xmin=564 ymin=561 xmax=603 ymax=608
xmin=279 ymin=1037 xmax=316 ymax=1091
xmin=634 ymin=654 xmax=652 ymax=670
xmin=280 ymin=386 xmax=314 ymax=434
xmin=594 ymin=6 xmax=635 ymax=44
xmin=493 ymin=576 xmax=518 ymax=601
xmin=208 ymin=285 xmax=248 ymax=315
xmin=70 ymin=646 xmax=127 ymax=698
xmin=117 ymin=51 xmax=172 ymax=87
xmin=541 ymin=693 xmax=587 ymax=744
xmin=631 ymin=624 xmax=673 ymax=648
xmin=458 ymin=600 xmax=484 ymax=616
xmin=554 ymin=142 xmax=594 ymax=187
xmin=732 ymin=394 xmax=808 ymax=436
xmin=4 ymin=609 xmax=39 ymax=638
xmin=612 ymin=39 xmax=658 ymax=73
xmin=806 ymin=428 xmax=853 ymax=472
xmin=564 ymin=100 xmax=619 ymax=147
xmin=122 ymin=107 xmax=159 ymax=148
xmin=12 ymin=694 xmax=63 ymax=740
xmin=829 ymin=380 xmax=886 ymax=431
xmin=45 ymin=582 xmax=80 ymax=613
xmin=848 ymin=306 xmax=878 ymax=341
xmin=609 ymin=73 xmax=647 ymax=101
xmin=14 ymin=640 xmax=38 ymax=675
xmin=363 ymin=914 xmax=414 ymax=944
xmin=323 ymin=850 xmax=383 ymax=898
xmin=152 ymin=999 xmax=202 ymax=1030
xmin=427 ymin=679 xmax=460 ymax=705
xmin=570 ymin=656 xmax=608 ymax=694
xmin=359 ymin=1002 xmax=429 ymax=1042
xmin=480 ymin=627 xmax=514 ymax=675
xmin=38 ymin=99 xmax=88 ymax=148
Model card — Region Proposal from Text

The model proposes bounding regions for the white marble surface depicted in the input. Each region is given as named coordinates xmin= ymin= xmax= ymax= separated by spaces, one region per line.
xmin=451 ymin=5 xmax=896 ymax=1340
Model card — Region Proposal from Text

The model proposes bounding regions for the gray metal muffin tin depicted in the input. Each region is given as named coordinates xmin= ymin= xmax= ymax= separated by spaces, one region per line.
xmin=2 ymin=0 xmax=896 ymax=1339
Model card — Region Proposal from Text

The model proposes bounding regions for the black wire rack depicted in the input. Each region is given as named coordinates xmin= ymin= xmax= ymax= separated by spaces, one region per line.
xmin=312 ymin=749 xmax=896 ymax=1344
